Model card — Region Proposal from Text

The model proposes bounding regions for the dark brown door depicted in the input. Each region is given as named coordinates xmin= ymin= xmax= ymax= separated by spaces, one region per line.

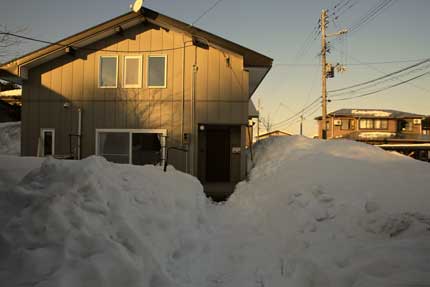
xmin=206 ymin=128 xmax=230 ymax=182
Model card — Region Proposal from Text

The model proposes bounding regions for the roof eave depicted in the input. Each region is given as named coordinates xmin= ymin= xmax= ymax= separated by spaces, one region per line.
xmin=0 ymin=7 xmax=273 ymax=80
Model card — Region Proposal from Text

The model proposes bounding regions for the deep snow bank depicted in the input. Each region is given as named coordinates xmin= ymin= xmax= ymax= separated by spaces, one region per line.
xmin=0 ymin=156 xmax=209 ymax=287
xmin=227 ymin=136 xmax=430 ymax=286
xmin=0 ymin=121 xmax=20 ymax=156
xmin=0 ymin=136 xmax=429 ymax=287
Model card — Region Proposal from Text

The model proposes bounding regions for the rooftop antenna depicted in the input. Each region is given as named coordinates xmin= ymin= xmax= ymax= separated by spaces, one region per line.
xmin=130 ymin=0 xmax=143 ymax=13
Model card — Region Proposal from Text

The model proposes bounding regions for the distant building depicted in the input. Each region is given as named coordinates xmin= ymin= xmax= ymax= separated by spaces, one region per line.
xmin=315 ymin=109 xmax=427 ymax=141
xmin=0 ymin=89 xmax=22 ymax=106
xmin=315 ymin=108 xmax=430 ymax=161
xmin=0 ymin=100 xmax=20 ymax=122
xmin=257 ymin=130 xmax=291 ymax=141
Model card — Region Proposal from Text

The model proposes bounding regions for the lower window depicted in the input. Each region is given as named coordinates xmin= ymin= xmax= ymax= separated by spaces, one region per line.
xmin=96 ymin=129 xmax=166 ymax=165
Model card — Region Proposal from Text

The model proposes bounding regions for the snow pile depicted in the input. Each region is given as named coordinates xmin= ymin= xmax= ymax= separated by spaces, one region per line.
xmin=228 ymin=136 xmax=430 ymax=286
xmin=358 ymin=132 xmax=395 ymax=139
xmin=1 ymin=136 xmax=430 ymax=287
xmin=0 ymin=121 xmax=20 ymax=155
xmin=351 ymin=110 xmax=392 ymax=117
xmin=0 ymin=156 xmax=209 ymax=287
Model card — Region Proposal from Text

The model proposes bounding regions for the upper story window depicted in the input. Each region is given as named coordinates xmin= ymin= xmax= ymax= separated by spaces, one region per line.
xmin=341 ymin=119 xmax=355 ymax=130
xmin=99 ymin=56 xmax=118 ymax=88
xmin=374 ymin=119 xmax=388 ymax=129
xmin=147 ymin=55 xmax=167 ymax=88
xmin=124 ymin=56 xmax=142 ymax=88
xmin=359 ymin=119 xmax=388 ymax=130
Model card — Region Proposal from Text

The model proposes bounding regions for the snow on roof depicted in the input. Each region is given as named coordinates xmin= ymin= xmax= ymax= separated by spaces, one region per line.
xmin=0 ymin=89 xmax=21 ymax=97
xmin=351 ymin=109 xmax=392 ymax=117
xmin=315 ymin=108 xmax=425 ymax=119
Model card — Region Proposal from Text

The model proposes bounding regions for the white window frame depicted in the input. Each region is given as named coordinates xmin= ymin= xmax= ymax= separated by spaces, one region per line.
xmin=98 ymin=55 xmax=118 ymax=88
xmin=123 ymin=55 xmax=142 ymax=88
xmin=147 ymin=55 xmax=167 ymax=88
xmin=40 ymin=128 xmax=55 ymax=156
xmin=95 ymin=129 xmax=167 ymax=166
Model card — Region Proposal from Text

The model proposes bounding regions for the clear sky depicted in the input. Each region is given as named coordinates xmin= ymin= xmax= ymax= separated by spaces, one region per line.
xmin=1 ymin=0 xmax=429 ymax=136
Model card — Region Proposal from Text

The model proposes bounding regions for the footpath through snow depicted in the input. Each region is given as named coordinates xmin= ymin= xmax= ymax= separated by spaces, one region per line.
xmin=0 ymin=136 xmax=429 ymax=287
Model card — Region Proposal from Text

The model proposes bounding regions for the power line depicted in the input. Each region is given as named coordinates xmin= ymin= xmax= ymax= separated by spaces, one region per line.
xmin=271 ymin=96 xmax=321 ymax=128
xmin=329 ymin=63 xmax=430 ymax=98
xmin=330 ymin=71 xmax=430 ymax=101
xmin=192 ymin=0 xmax=225 ymax=25
xmin=349 ymin=55 xmax=430 ymax=95
xmin=348 ymin=0 xmax=399 ymax=33
xmin=0 ymin=32 xmax=194 ymax=54
xmin=328 ymin=58 xmax=430 ymax=93
xmin=273 ymin=58 xmax=430 ymax=67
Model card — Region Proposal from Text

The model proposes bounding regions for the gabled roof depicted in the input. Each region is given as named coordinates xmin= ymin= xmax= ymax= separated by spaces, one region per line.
xmin=0 ymin=7 xmax=273 ymax=94
xmin=257 ymin=130 xmax=291 ymax=138
xmin=315 ymin=108 xmax=425 ymax=120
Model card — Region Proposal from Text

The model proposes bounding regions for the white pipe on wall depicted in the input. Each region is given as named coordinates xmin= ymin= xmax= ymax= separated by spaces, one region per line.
xmin=77 ymin=108 xmax=82 ymax=160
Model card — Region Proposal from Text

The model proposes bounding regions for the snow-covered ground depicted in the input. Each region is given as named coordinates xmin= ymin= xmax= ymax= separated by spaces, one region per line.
xmin=0 ymin=135 xmax=429 ymax=287
xmin=0 ymin=121 xmax=20 ymax=156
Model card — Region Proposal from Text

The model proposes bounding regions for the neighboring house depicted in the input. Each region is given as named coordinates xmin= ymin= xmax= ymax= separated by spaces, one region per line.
xmin=315 ymin=109 xmax=427 ymax=141
xmin=257 ymin=130 xmax=291 ymax=141
xmin=0 ymin=100 xmax=20 ymax=122
xmin=315 ymin=109 xmax=430 ymax=162
xmin=423 ymin=117 xmax=430 ymax=135
xmin=0 ymin=88 xmax=22 ymax=106
xmin=0 ymin=7 xmax=273 ymax=195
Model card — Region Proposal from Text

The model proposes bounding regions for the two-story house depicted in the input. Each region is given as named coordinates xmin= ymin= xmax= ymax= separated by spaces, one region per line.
xmin=0 ymin=7 xmax=273 ymax=199
xmin=315 ymin=108 xmax=427 ymax=141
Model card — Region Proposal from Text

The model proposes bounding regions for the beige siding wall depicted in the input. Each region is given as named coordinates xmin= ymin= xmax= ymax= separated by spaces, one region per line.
xmin=22 ymin=23 xmax=249 ymax=176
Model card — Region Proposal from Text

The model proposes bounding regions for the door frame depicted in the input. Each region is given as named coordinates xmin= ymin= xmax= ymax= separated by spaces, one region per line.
xmin=198 ymin=124 xmax=236 ymax=183
xmin=40 ymin=128 xmax=55 ymax=156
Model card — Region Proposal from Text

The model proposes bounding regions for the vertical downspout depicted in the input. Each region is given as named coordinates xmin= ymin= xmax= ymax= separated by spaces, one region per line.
xmin=77 ymin=108 xmax=82 ymax=160
xmin=181 ymin=37 xmax=186 ymax=145
xmin=190 ymin=46 xmax=198 ymax=176
xmin=331 ymin=117 xmax=334 ymax=139
xmin=181 ymin=37 xmax=187 ymax=172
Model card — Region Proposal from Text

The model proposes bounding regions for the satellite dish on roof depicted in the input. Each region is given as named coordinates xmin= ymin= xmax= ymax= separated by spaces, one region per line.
xmin=130 ymin=0 xmax=143 ymax=13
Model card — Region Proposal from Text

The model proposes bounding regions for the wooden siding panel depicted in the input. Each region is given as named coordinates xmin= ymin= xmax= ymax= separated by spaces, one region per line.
xmin=219 ymin=51 xmax=232 ymax=101
xmin=172 ymin=33 xmax=184 ymax=102
xmin=230 ymin=54 xmax=243 ymax=102
xmin=208 ymin=47 xmax=220 ymax=101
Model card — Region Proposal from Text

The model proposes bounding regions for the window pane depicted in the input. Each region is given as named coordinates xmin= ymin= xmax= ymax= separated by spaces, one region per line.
xmin=125 ymin=57 xmax=140 ymax=86
xmin=100 ymin=57 xmax=117 ymax=87
xmin=148 ymin=56 xmax=166 ymax=87
xmin=341 ymin=119 xmax=349 ymax=130
xmin=350 ymin=119 xmax=355 ymax=130
xmin=132 ymin=133 xmax=162 ymax=165
xmin=98 ymin=132 xmax=129 ymax=163
xmin=381 ymin=120 xmax=388 ymax=129
xmin=374 ymin=120 xmax=381 ymax=129
xmin=44 ymin=131 xmax=53 ymax=156
xmin=359 ymin=120 xmax=366 ymax=129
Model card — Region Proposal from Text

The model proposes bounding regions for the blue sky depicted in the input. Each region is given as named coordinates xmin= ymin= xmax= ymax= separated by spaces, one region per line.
xmin=1 ymin=0 xmax=429 ymax=136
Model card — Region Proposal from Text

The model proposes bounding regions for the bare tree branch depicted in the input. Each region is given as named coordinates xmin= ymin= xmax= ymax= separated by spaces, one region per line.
xmin=260 ymin=114 xmax=273 ymax=133
xmin=0 ymin=25 xmax=28 ymax=62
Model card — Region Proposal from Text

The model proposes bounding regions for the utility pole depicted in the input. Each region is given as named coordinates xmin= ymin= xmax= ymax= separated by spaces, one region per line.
xmin=321 ymin=9 xmax=328 ymax=140
xmin=257 ymin=98 xmax=261 ymax=142
xmin=300 ymin=115 xmax=304 ymax=136
xmin=320 ymin=9 xmax=348 ymax=139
